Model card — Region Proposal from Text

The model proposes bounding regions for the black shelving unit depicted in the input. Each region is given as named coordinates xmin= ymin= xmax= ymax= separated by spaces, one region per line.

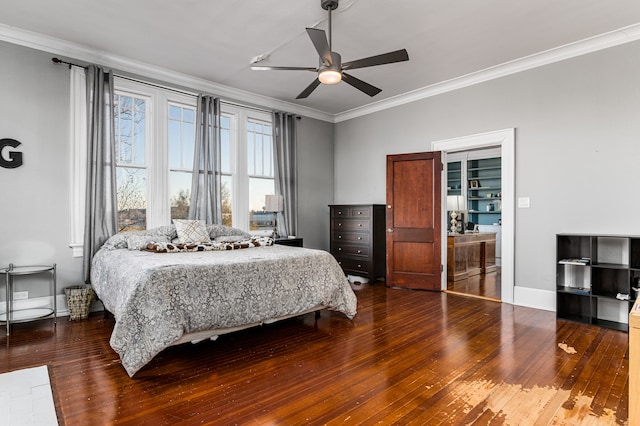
xmin=556 ymin=234 xmax=638 ymax=332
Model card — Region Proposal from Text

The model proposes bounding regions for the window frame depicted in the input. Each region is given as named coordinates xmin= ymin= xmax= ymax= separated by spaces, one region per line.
xmin=113 ymin=78 xmax=197 ymax=229
xmin=221 ymin=104 xmax=274 ymax=231
xmin=69 ymin=75 xmax=275 ymax=256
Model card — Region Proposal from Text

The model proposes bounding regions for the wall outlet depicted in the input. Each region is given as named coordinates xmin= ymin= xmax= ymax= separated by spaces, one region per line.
xmin=13 ymin=291 xmax=28 ymax=300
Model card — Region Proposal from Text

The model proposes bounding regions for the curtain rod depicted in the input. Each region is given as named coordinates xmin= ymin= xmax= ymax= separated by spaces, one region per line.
xmin=52 ymin=57 xmax=197 ymax=97
xmin=52 ymin=57 xmax=300 ymax=119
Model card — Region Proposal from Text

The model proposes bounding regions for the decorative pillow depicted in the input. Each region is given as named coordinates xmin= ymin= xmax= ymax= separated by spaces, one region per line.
xmin=214 ymin=235 xmax=247 ymax=243
xmin=251 ymin=229 xmax=274 ymax=238
xmin=173 ymin=219 xmax=211 ymax=244
xmin=126 ymin=235 xmax=171 ymax=251
xmin=207 ymin=224 xmax=252 ymax=240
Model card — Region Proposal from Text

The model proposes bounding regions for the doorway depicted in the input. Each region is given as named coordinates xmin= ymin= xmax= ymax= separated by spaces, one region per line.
xmin=432 ymin=129 xmax=515 ymax=304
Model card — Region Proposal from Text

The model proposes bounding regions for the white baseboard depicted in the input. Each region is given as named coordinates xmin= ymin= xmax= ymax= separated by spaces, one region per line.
xmin=513 ymin=286 xmax=555 ymax=312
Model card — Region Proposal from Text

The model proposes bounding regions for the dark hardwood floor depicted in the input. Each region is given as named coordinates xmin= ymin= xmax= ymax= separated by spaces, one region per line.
xmin=447 ymin=267 xmax=501 ymax=301
xmin=0 ymin=283 xmax=629 ymax=425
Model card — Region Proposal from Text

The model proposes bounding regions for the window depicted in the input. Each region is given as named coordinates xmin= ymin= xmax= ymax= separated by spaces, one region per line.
xmin=168 ymin=103 xmax=195 ymax=220
xmin=219 ymin=106 xmax=275 ymax=231
xmin=247 ymin=118 xmax=275 ymax=230
xmin=114 ymin=93 xmax=149 ymax=231
xmin=112 ymin=78 xmax=274 ymax=232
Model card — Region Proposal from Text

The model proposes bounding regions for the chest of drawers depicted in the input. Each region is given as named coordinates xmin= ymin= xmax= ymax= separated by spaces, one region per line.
xmin=329 ymin=204 xmax=386 ymax=281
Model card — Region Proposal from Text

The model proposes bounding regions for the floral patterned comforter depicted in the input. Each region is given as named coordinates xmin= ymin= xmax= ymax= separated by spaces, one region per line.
xmin=90 ymin=244 xmax=357 ymax=377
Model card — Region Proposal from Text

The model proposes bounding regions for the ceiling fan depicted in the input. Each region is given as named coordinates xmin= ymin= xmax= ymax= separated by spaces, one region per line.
xmin=251 ymin=0 xmax=409 ymax=99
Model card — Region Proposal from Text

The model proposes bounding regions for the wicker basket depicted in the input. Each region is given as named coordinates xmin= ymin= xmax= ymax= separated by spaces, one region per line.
xmin=64 ymin=285 xmax=95 ymax=320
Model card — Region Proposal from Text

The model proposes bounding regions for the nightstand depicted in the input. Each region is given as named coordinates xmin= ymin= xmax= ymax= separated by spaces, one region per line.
xmin=1 ymin=263 xmax=57 ymax=335
xmin=274 ymin=237 xmax=303 ymax=247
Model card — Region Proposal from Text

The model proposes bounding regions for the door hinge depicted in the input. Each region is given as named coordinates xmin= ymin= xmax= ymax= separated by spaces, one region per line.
xmin=441 ymin=264 xmax=443 ymax=273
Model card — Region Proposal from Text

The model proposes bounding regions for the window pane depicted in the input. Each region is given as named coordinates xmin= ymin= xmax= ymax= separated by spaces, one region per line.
xmin=183 ymin=108 xmax=194 ymax=123
xmin=249 ymin=177 xmax=275 ymax=230
xmin=168 ymin=120 xmax=181 ymax=168
xmin=116 ymin=167 xmax=147 ymax=231
xmin=115 ymin=94 xmax=146 ymax=166
xmin=170 ymin=171 xmax=192 ymax=220
xmin=168 ymin=105 xmax=181 ymax=120
xmin=247 ymin=119 xmax=272 ymax=178
xmin=221 ymin=175 xmax=233 ymax=227
xmin=133 ymin=109 xmax=145 ymax=165
xmin=220 ymin=116 xmax=231 ymax=174
xmin=134 ymin=98 xmax=145 ymax=111
xmin=168 ymin=104 xmax=196 ymax=170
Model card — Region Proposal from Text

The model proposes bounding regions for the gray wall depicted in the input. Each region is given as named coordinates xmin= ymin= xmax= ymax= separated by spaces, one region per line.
xmin=334 ymin=40 xmax=640 ymax=297
xmin=296 ymin=116 xmax=334 ymax=251
xmin=0 ymin=41 xmax=80 ymax=297
xmin=0 ymin=41 xmax=336 ymax=299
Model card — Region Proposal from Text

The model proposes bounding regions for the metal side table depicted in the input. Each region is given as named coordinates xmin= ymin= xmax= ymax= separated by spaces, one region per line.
xmin=1 ymin=263 xmax=57 ymax=335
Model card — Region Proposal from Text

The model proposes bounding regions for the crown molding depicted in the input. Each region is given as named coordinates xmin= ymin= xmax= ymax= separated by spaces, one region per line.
xmin=334 ymin=22 xmax=640 ymax=123
xmin=0 ymin=24 xmax=334 ymax=123
xmin=2 ymin=22 xmax=640 ymax=124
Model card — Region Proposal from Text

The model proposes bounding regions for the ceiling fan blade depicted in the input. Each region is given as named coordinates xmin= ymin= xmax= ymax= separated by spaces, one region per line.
xmin=251 ymin=65 xmax=317 ymax=71
xmin=296 ymin=78 xmax=322 ymax=99
xmin=306 ymin=28 xmax=332 ymax=64
xmin=342 ymin=72 xmax=382 ymax=97
xmin=342 ymin=49 xmax=409 ymax=71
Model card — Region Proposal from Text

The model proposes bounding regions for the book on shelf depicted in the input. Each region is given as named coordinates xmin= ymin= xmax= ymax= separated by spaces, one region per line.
xmin=558 ymin=258 xmax=591 ymax=265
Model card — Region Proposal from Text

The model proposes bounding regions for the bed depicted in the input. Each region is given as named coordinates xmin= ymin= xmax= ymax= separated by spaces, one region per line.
xmin=90 ymin=224 xmax=358 ymax=377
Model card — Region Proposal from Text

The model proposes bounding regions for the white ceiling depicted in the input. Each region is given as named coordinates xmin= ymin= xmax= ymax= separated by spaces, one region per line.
xmin=2 ymin=0 xmax=640 ymax=118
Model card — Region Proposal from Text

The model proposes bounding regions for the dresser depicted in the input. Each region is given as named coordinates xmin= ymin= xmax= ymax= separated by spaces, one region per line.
xmin=329 ymin=204 xmax=386 ymax=281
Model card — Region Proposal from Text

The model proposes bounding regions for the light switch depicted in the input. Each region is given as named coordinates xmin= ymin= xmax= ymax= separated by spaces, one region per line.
xmin=518 ymin=197 xmax=530 ymax=208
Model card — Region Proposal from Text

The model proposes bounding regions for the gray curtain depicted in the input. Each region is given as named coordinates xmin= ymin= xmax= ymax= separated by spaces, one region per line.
xmin=189 ymin=95 xmax=222 ymax=223
xmin=272 ymin=112 xmax=298 ymax=237
xmin=83 ymin=65 xmax=117 ymax=283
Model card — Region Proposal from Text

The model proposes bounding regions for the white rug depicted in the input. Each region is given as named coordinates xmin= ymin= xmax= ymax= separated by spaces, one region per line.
xmin=0 ymin=366 xmax=58 ymax=425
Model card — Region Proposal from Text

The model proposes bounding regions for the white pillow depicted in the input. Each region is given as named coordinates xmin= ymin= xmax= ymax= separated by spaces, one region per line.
xmin=173 ymin=219 xmax=211 ymax=244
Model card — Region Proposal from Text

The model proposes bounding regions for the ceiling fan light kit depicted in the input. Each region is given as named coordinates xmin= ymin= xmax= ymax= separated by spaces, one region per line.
xmin=251 ymin=0 xmax=409 ymax=99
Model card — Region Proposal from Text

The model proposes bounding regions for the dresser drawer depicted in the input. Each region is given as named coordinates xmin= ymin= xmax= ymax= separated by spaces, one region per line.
xmin=332 ymin=231 xmax=370 ymax=244
xmin=333 ymin=256 xmax=372 ymax=276
xmin=331 ymin=243 xmax=370 ymax=257
xmin=331 ymin=219 xmax=370 ymax=231
xmin=331 ymin=206 xmax=371 ymax=218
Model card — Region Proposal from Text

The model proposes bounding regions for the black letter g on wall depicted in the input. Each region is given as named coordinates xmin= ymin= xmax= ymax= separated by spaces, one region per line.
xmin=0 ymin=138 xmax=23 ymax=169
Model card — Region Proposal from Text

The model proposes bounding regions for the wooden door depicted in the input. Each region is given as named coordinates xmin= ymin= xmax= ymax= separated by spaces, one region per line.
xmin=386 ymin=151 xmax=442 ymax=290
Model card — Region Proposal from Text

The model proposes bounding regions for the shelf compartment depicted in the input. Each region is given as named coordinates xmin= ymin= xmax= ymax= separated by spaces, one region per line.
xmin=592 ymin=236 xmax=629 ymax=268
xmin=557 ymin=263 xmax=590 ymax=289
xmin=557 ymin=292 xmax=594 ymax=325
xmin=591 ymin=267 xmax=629 ymax=298
xmin=557 ymin=235 xmax=591 ymax=261
xmin=593 ymin=318 xmax=629 ymax=332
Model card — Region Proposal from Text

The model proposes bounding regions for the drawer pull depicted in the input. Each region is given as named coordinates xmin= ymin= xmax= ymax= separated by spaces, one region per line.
xmin=357 ymin=250 xmax=362 ymax=254
xmin=338 ymin=223 xmax=342 ymax=227
xmin=357 ymin=211 xmax=362 ymax=215
xmin=338 ymin=235 xmax=342 ymax=239
xmin=338 ymin=211 xmax=342 ymax=215
xmin=357 ymin=237 xmax=362 ymax=240
xmin=357 ymin=264 xmax=362 ymax=268
xmin=358 ymin=223 xmax=363 ymax=227
xmin=338 ymin=248 xmax=342 ymax=251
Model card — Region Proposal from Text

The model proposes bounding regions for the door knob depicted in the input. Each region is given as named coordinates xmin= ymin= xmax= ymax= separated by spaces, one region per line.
xmin=387 ymin=228 xmax=393 ymax=233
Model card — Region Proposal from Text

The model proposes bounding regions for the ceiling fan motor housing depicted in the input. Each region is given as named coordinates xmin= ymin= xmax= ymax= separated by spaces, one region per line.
xmin=320 ymin=51 xmax=342 ymax=71
xmin=321 ymin=0 xmax=339 ymax=11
